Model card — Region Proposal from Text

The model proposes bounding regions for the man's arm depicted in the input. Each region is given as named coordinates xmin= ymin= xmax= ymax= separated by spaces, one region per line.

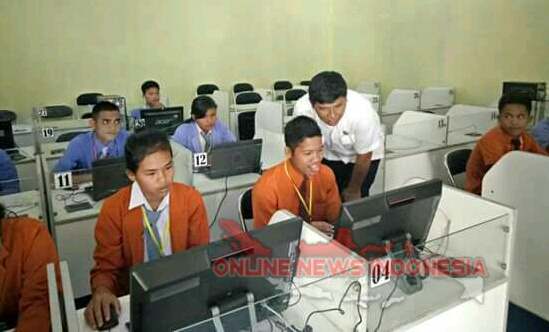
xmin=342 ymin=152 xmax=372 ymax=201
xmin=187 ymin=189 xmax=210 ymax=247
xmin=53 ymin=140 xmax=80 ymax=173
xmin=252 ymin=179 xmax=278 ymax=229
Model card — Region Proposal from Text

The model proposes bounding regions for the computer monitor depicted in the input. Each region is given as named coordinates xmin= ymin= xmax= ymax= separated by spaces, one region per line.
xmin=90 ymin=156 xmax=131 ymax=201
xmin=0 ymin=120 xmax=15 ymax=150
xmin=206 ymin=139 xmax=262 ymax=179
xmin=130 ymin=217 xmax=303 ymax=332
xmin=140 ymin=107 xmax=184 ymax=135
xmin=336 ymin=179 xmax=442 ymax=294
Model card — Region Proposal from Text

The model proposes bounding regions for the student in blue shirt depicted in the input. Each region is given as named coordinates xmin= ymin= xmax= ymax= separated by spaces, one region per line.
xmin=130 ymin=80 xmax=166 ymax=119
xmin=172 ymin=95 xmax=236 ymax=154
xmin=0 ymin=149 xmax=20 ymax=195
xmin=531 ymin=117 xmax=549 ymax=152
xmin=53 ymin=101 xmax=131 ymax=172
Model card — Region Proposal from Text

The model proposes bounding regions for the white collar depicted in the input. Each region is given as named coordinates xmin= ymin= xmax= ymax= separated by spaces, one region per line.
xmin=195 ymin=122 xmax=211 ymax=135
xmin=128 ymin=181 xmax=170 ymax=212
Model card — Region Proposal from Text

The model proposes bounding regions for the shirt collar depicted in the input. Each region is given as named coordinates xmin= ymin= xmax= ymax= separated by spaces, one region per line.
xmin=128 ymin=181 xmax=170 ymax=212
xmin=196 ymin=122 xmax=212 ymax=135
xmin=285 ymin=159 xmax=315 ymax=186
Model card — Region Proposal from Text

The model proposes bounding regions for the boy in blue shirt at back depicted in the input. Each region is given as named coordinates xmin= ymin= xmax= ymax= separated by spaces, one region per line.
xmin=54 ymin=101 xmax=130 ymax=172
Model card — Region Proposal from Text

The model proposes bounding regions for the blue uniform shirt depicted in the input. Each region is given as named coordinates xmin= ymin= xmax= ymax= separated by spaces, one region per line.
xmin=0 ymin=149 xmax=20 ymax=195
xmin=531 ymin=117 xmax=549 ymax=150
xmin=53 ymin=130 xmax=131 ymax=172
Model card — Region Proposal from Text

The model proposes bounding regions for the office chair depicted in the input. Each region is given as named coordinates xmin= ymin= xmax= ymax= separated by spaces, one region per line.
xmin=444 ymin=148 xmax=472 ymax=188
xmin=43 ymin=105 xmax=74 ymax=119
xmin=273 ymin=80 xmax=293 ymax=101
xmin=284 ymin=89 xmax=307 ymax=116
xmin=76 ymin=93 xmax=103 ymax=106
xmin=238 ymin=188 xmax=253 ymax=232
xmin=56 ymin=131 xmax=86 ymax=143
xmin=196 ymin=84 xmax=219 ymax=95
xmin=0 ymin=110 xmax=16 ymax=122
xmin=81 ymin=113 xmax=93 ymax=119
xmin=235 ymin=92 xmax=262 ymax=140
xmin=233 ymin=83 xmax=254 ymax=94
xmin=300 ymin=80 xmax=311 ymax=86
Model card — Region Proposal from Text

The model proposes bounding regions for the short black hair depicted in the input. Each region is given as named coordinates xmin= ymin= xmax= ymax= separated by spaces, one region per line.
xmin=141 ymin=80 xmax=160 ymax=94
xmin=191 ymin=95 xmax=217 ymax=119
xmin=92 ymin=101 xmax=120 ymax=120
xmin=308 ymin=71 xmax=348 ymax=105
xmin=498 ymin=92 xmax=532 ymax=114
xmin=0 ymin=202 xmax=5 ymax=221
xmin=284 ymin=116 xmax=322 ymax=151
xmin=125 ymin=128 xmax=173 ymax=173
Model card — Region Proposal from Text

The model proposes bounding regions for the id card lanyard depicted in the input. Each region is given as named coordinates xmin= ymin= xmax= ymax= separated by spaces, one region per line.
xmin=284 ymin=161 xmax=313 ymax=220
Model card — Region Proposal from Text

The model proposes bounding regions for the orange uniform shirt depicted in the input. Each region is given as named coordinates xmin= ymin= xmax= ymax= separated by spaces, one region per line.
xmin=0 ymin=217 xmax=59 ymax=331
xmin=90 ymin=183 xmax=209 ymax=296
xmin=465 ymin=126 xmax=547 ymax=194
xmin=252 ymin=160 xmax=342 ymax=229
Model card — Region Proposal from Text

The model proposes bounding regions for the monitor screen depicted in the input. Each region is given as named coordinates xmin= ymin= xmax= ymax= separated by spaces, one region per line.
xmin=0 ymin=120 xmax=15 ymax=151
xmin=91 ymin=156 xmax=131 ymax=201
xmin=140 ymin=107 xmax=184 ymax=134
xmin=337 ymin=179 xmax=442 ymax=260
xmin=206 ymin=139 xmax=262 ymax=179
xmin=130 ymin=217 xmax=303 ymax=332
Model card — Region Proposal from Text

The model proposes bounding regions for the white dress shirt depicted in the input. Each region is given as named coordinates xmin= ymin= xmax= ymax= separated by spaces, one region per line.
xmin=293 ymin=89 xmax=384 ymax=163
xmin=128 ymin=181 xmax=172 ymax=262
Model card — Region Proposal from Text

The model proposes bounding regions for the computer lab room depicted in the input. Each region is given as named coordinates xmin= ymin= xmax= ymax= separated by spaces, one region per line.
xmin=0 ymin=0 xmax=548 ymax=331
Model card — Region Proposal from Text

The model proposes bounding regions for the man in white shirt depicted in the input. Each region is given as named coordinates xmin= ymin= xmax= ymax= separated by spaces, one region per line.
xmin=293 ymin=71 xmax=383 ymax=201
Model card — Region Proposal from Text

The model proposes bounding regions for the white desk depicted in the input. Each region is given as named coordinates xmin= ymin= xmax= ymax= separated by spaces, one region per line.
xmin=0 ymin=190 xmax=44 ymax=221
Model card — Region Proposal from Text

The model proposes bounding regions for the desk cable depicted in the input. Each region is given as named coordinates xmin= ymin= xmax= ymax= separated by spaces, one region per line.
xmin=369 ymin=275 xmax=400 ymax=332
xmin=297 ymin=280 xmax=363 ymax=332
xmin=209 ymin=174 xmax=229 ymax=229
xmin=55 ymin=190 xmax=89 ymax=207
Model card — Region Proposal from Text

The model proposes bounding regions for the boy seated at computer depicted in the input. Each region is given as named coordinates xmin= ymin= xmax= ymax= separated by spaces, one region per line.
xmin=172 ymin=95 xmax=236 ymax=154
xmin=84 ymin=128 xmax=209 ymax=330
xmin=0 ymin=202 xmax=60 ymax=331
xmin=0 ymin=148 xmax=20 ymax=194
xmin=130 ymin=80 xmax=168 ymax=119
xmin=465 ymin=92 xmax=547 ymax=195
xmin=53 ymin=101 xmax=130 ymax=174
xmin=252 ymin=116 xmax=341 ymax=237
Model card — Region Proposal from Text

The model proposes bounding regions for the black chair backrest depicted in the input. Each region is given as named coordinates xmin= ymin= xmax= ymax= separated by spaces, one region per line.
xmin=81 ymin=112 xmax=93 ymax=119
xmin=233 ymin=83 xmax=254 ymax=94
xmin=238 ymin=112 xmax=256 ymax=140
xmin=447 ymin=149 xmax=472 ymax=176
xmin=56 ymin=131 xmax=87 ymax=143
xmin=285 ymin=89 xmax=307 ymax=102
xmin=76 ymin=93 xmax=103 ymax=106
xmin=235 ymin=92 xmax=262 ymax=105
xmin=273 ymin=81 xmax=293 ymax=91
xmin=240 ymin=188 xmax=253 ymax=220
xmin=0 ymin=110 xmax=16 ymax=123
xmin=300 ymin=80 xmax=311 ymax=86
xmin=196 ymin=84 xmax=219 ymax=95
xmin=44 ymin=105 xmax=73 ymax=118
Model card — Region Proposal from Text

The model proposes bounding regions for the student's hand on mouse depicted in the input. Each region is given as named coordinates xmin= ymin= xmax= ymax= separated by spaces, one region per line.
xmin=84 ymin=286 xmax=120 ymax=329
xmin=310 ymin=221 xmax=334 ymax=237
xmin=342 ymin=187 xmax=361 ymax=202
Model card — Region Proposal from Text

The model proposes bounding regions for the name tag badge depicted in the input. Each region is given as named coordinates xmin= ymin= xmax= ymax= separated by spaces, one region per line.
xmin=340 ymin=131 xmax=354 ymax=146
xmin=193 ymin=152 xmax=210 ymax=173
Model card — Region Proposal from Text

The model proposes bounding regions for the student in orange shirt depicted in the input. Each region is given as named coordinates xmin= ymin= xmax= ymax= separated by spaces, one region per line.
xmin=84 ymin=128 xmax=209 ymax=329
xmin=465 ymin=92 xmax=547 ymax=194
xmin=252 ymin=116 xmax=341 ymax=236
xmin=0 ymin=203 xmax=59 ymax=331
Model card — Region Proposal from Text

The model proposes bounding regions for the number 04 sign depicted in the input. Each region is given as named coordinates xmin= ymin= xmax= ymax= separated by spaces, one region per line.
xmin=369 ymin=257 xmax=392 ymax=288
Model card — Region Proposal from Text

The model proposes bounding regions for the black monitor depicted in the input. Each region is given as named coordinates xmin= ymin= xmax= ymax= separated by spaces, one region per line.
xmin=0 ymin=120 xmax=15 ymax=150
xmin=130 ymin=217 xmax=303 ymax=332
xmin=89 ymin=156 xmax=131 ymax=201
xmin=140 ymin=107 xmax=184 ymax=135
xmin=336 ymin=179 xmax=442 ymax=294
xmin=206 ymin=139 xmax=262 ymax=179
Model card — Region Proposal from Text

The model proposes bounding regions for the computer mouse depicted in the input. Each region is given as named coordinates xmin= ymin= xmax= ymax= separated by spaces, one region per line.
xmin=97 ymin=305 xmax=119 ymax=331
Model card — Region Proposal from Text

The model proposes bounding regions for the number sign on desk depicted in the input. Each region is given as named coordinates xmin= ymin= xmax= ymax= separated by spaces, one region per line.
xmin=42 ymin=127 xmax=55 ymax=138
xmin=54 ymin=172 xmax=73 ymax=189
xmin=193 ymin=152 xmax=208 ymax=168
xmin=370 ymin=257 xmax=391 ymax=288
xmin=38 ymin=108 xmax=48 ymax=117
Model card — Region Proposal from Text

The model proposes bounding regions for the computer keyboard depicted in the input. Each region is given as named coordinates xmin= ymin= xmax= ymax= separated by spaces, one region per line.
xmin=64 ymin=201 xmax=93 ymax=213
